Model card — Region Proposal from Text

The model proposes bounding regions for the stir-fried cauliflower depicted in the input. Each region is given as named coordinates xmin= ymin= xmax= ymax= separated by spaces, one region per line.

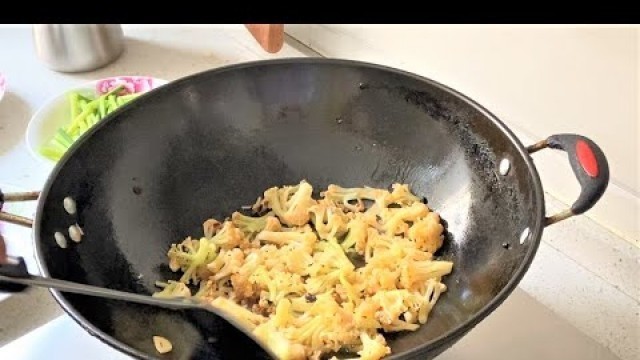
xmin=155 ymin=181 xmax=452 ymax=360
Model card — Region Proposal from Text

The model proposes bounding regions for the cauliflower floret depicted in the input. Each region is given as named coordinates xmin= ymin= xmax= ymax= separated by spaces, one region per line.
xmin=387 ymin=183 xmax=421 ymax=206
xmin=341 ymin=215 xmax=368 ymax=251
xmin=153 ymin=280 xmax=191 ymax=299
xmin=285 ymin=246 xmax=314 ymax=274
xmin=256 ymin=230 xmax=317 ymax=253
xmin=321 ymin=185 xmax=387 ymax=212
xmin=203 ymin=218 xmax=222 ymax=238
xmin=357 ymin=332 xmax=391 ymax=360
xmin=370 ymin=290 xmax=421 ymax=332
xmin=231 ymin=211 xmax=276 ymax=239
xmin=371 ymin=291 xmax=407 ymax=324
xmin=408 ymin=212 xmax=444 ymax=253
xmin=208 ymin=248 xmax=245 ymax=281
xmin=309 ymin=241 xmax=355 ymax=275
xmin=262 ymin=181 xmax=316 ymax=226
xmin=309 ymin=200 xmax=349 ymax=240
xmin=211 ymin=221 xmax=246 ymax=250
xmin=381 ymin=202 xmax=429 ymax=235
xmin=400 ymin=259 xmax=453 ymax=291
xmin=158 ymin=181 xmax=453 ymax=360
xmin=353 ymin=300 xmax=381 ymax=329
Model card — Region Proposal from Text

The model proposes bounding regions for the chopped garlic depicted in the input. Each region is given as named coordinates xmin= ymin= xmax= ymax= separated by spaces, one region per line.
xmin=63 ymin=197 xmax=76 ymax=215
xmin=54 ymin=232 xmax=68 ymax=249
xmin=152 ymin=336 xmax=173 ymax=354
xmin=68 ymin=224 xmax=83 ymax=243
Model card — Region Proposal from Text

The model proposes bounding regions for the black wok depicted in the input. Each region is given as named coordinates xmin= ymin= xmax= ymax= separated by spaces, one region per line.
xmin=0 ymin=59 xmax=609 ymax=359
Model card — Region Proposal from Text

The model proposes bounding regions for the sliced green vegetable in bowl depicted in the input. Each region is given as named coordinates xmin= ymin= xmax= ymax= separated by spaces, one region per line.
xmin=40 ymin=86 xmax=141 ymax=161
xmin=26 ymin=76 xmax=168 ymax=164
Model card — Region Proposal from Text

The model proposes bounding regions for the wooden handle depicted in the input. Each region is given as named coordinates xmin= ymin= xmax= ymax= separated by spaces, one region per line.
xmin=245 ymin=24 xmax=284 ymax=53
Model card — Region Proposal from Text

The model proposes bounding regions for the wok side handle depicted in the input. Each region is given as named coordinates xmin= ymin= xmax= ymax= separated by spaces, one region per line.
xmin=527 ymin=134 xmax=609 ymax=227
xmin=0 ymin=190 xmax=39 ymax=227
xmin=0 ymin=189 xmax=38 ymax=266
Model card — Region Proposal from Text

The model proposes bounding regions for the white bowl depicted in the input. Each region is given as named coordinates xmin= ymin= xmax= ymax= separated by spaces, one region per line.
xmin=25 ymin=76 xmax=168 ymax=166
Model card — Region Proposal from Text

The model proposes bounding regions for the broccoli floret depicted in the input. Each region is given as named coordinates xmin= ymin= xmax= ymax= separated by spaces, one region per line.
xmin=167 ymin=237 xmax=219 ymax=284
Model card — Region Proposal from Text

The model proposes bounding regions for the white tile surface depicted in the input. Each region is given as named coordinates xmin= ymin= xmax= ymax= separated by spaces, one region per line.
xmin=285 ymin=24 xmax=640 ymax=246
xmin=520 ymin=232 xmax=640 ymax=360
xmin=439 ymin=289 xmax=623 ymax=360
xmin=541 ymin=196 xmax=640 ymax=302
xmin=0 ymin=289 xmax=622 ymax=360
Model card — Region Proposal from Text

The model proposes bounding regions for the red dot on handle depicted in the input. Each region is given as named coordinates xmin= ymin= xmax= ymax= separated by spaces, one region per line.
xmin=576 ymin=140 xmax=599 ymax=177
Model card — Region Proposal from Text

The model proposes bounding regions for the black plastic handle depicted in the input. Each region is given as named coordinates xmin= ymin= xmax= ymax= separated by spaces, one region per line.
xmin=0 ymin=188 xmax=38 ymax=293
xmin=528 ymin=134 xmax=609 ymax=226
xmin=0 ymin=256 xmax=30 ymax=293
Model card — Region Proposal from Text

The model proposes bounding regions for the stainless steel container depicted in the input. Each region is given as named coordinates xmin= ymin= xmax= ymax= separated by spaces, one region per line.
xmin=33 ymin=24 xmax=125 ymax=73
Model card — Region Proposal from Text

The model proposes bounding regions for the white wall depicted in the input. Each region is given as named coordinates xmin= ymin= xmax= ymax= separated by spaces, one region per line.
xmin=286 ymin=25 xmax=639 ymax=245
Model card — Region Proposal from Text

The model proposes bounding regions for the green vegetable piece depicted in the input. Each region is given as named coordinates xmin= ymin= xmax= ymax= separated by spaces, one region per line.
xmin=76 ymin=93 xmax=94 ymax=102
xmin=40 ymin=146 xmax=65 ymax=161
xmin=117 ymin=93 xmax=141 ymax=103
xmin=66 ymin=86 xmax=124 ymax=134
xmin=66 ymin=101 xmax=99 ymax=134
xmin=84 ymin=114 xmax=93 ymax=127
xmin=55 ymin=128 xmax=74 ymax=148
xmin=103 ymin=85 xmax=126 ymax=98
xmin=108 ymin=95 xmax=118 ymax=111
xmin=79 ymin=118 xmax=88 ymax=134
xmin=79 ymin=99 xmax=89 ymax=111
xmin=69 ymin=93 xmax=80 ymax=121
xmin=89 ymin=113 xmax=99 ymax=126
xmin=99 ymin=97 xmax=106 ymax=118
xmin=51 ymin=137 xmax=68 ymax=151
xmin=44 ymin=86 xmax=130 ymax=162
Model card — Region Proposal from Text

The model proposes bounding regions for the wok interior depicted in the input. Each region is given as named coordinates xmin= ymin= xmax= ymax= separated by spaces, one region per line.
xmin=38 ymin=61 xmax=541 ymax=359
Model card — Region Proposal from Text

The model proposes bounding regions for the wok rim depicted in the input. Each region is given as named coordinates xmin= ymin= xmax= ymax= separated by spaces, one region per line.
xmin=33 ymin=58 xmax=545 ymax=360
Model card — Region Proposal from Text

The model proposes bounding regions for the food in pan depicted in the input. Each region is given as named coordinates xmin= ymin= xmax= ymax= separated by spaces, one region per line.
xmin=155 ymin=181 xmax=453 ymax=360
xmin=152 ymin=335 xmax=173 ymax=354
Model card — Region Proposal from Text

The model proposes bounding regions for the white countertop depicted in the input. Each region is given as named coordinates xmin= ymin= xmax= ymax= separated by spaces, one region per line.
xmin=0 ymin=288 xmax=619 ymax=360
xmin=0 ymin=25 xmax=635 ymax=360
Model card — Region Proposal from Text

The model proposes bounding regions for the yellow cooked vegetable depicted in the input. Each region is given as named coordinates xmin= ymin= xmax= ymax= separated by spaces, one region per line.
xmin=155 ymin=181 xmax=453 ymax=360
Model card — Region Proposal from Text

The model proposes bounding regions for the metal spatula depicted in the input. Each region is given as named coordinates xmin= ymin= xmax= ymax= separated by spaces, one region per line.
xmin=0 ymin=256 xmax=276 ymax=359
